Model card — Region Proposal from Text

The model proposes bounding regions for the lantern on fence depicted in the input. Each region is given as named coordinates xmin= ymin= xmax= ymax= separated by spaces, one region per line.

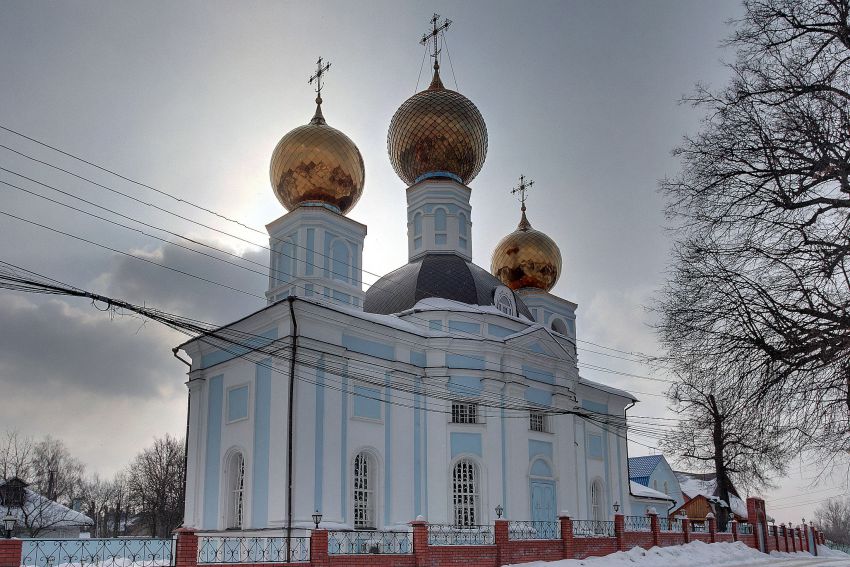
xmin=3 ymin=512 xmax=14 ymax=539
xmin=495 ymin=505 xmax=504 ymax=519
xmin=613 ymin=501 xmax=620 ymax=513
xmin=312 ymin=510 xmax=322 ymax=529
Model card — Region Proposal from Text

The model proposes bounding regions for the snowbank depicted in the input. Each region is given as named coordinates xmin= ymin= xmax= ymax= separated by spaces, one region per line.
xmin=506 ymin=540 xmax=800 ymax=567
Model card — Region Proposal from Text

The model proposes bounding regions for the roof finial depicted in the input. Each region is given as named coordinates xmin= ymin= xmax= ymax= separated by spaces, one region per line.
xmin=511 ymin=174 xmax=534 ymax=230
xmin=308 ymin=56 xmax=332 ymax=124
xmin=420 ymin=13 xmax=451 ymax=90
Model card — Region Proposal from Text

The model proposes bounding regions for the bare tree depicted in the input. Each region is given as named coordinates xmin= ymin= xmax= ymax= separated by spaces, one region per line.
xmin=30 ymin=435 xmax=85 ymax=503
xmin=0 ymin=431 xmax=33 ymax=480
xmin=814 ymin=497 xmax=850 ymax=544
xmin=660 ymin=364 xmax=792 ymax=529
xmin=128 ymin=435 xmax=185 ymax=537
xmin=658 ymin=0 xmax=850 ymax=466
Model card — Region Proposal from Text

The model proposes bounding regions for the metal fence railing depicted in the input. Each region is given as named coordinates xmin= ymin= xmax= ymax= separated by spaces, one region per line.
xmin=690 ymin=521 xmax=708 ymax=533
xmin=327 ymin=531 xmax=412 ymax=555
xmin=572 ymin=520 xmax=615 ymax=538
xmin=21 ymin=538 xmax=175 ymax=567
xmin=507 ymin=521 xmax=559 ymax=540
xmin=659 ymin=518 xmax=682 ymax=532
xmin=624 ymin=516 xmax=651 ymax=532
xmin=427 ymin=524 xmax=494 ymax=546
xmin=737 ymin=522 xmax=754 ymax=535
xmin=196 ymin=536 xmax=310 ymax=564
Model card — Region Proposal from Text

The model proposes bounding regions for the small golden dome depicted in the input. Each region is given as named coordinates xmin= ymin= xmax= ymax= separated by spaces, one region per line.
xmin=387 ymin=67 xmax=487 ymax=186
xmin=491 ymin=208 xmax=562 ymax=292
xmin=270 ymin=99 xmax=365 ymax=214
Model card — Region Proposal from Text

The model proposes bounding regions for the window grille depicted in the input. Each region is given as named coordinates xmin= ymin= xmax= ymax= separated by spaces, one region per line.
xmin=353 ymin=452 xmax=375 ymax=529
xmin=452 ymin=459 xmax=479 ymax=527
xmin=591 ymin=480 xmax=603 ymax=523
xmin=228 ymin=453 xmax=245 ymax=529
xmin=451 ymin=402 xmax=478 ymax=424
xmin=497 ymin=296 xmax=513 ymax=315
xmin=530 ymin=411 xmax=547 ymax=432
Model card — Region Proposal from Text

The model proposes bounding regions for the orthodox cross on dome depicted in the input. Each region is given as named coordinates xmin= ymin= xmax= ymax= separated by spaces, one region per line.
xmin=420 ymin=13 xmax=452 ymax=71
xmin=511 ymin=175 xmax=534 ymax=229
xmin=308 ymin=57 xmax=332 ymax=103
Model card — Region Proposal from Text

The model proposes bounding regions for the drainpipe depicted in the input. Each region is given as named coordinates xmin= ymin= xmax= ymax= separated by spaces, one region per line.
xmin=286 ymin=297 xmax=298 ymax=563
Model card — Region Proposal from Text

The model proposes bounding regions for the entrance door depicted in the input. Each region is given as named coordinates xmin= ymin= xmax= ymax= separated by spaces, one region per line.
xmin=530 ymin=480 xmax=556 ymax=528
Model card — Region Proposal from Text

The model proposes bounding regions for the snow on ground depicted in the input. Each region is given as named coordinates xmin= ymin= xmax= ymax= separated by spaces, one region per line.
xmin=506 ymin=541 xmax=850 ymax=567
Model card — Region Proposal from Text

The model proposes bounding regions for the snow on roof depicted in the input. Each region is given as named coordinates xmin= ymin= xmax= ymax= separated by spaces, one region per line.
xmin=675 ymin=471 xmax=748 ymax=520
xmin=630 ymin=480 xmax=675 ymax=501
xmin=629 ymin=455 xmax=664 ymax=480
xmin=0 ymin=488 xmax=93 ymax=528
xmin=578 ymin=377 xmax=638 ymax=401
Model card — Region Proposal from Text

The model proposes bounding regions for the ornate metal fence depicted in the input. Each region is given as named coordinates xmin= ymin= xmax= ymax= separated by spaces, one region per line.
xmin=658 ymin=518 xmax=682 ymax=532
xmin=690 ymin=521 xmax=708 ymax=533
xmin=21 ymin=538 xmax=175 ymax=567
xmin=327 ymin=531 xmax=412 ymax=555
xmin=737 ymin=522 xmax=754 ymax=535
xmin=427 ymin=524 xmax=494 ymax=546
xmin=196 ymin=536 xmax=309 ymax=564
xmin=507 ymin=521 xmax=559 ymax=540
xmin=572 ymin=520 xmax=615 ymax=538
xmin=623 ymin=516 xmax=651 ymax=532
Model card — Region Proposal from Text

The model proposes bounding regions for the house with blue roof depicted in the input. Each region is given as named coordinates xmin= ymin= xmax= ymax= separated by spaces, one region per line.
xmin=628 ymin=455 xmax=685 ymax=514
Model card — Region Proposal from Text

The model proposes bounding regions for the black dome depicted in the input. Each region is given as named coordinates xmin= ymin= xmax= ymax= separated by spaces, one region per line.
xmin=364 ymin=253 xmax=533 ymax=319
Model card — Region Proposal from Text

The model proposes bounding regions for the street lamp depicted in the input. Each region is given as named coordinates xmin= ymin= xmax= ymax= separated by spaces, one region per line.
xmin=3 ymin=512 xmax=14 ymax=539
xmin=613 ymin=501 xmax=620 ymax=513
xmin=312 ymin=510 xmax=322 ymax=530
xmin=495 ymin=505 xmax=504 ymax=519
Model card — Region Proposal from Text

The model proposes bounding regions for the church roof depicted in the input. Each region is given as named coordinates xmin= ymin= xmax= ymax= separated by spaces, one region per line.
xmin=364 ymin=253 xmax=533 ymax=318
xmin=629 ymin=454 xmax=665 ymax=485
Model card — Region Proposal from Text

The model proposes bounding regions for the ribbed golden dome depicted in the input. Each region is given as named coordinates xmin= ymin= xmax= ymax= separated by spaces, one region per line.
xmin=387 ymin=67 xmax=487 ymax=186
xmin=270 ymin=99 xmax=365 ymax=214
xmin=491 ymin=208 xmax=562 ymax=292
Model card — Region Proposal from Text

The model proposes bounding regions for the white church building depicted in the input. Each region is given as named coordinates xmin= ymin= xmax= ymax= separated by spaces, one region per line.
xmin=176 ymin=29 xmax=639 ymax=535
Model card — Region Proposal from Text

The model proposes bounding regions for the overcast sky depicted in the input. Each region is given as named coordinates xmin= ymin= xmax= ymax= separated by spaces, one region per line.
xmin=0 ymin=0 xmax=844 ymax=523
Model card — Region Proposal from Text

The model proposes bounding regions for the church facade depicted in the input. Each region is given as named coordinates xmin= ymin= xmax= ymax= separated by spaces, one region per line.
xmin=177 ymin=30 xmax=637 ymax=535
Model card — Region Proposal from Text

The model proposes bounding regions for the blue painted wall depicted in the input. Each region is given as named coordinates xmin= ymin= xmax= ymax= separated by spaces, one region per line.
xmin=252 ymin=360 xmax=271 ymax=527
xmin=203 ymin=375 xmax=223 ymax=528
xmin=446 ymin=353 xmax=486 ymax=370
xmin=450 ymin=432 xmax=482 ymax=458
xmin=342 ymin=334 xmax=395 ymax=361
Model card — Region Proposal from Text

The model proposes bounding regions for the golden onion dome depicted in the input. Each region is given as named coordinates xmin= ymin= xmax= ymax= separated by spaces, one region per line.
xmin=491 ymin=207 xmax=562 ymax=292
xmin=387 ymin=66 xmax=487 ymax=186
xmin=270 ymin=97 xmax=365 ymax=214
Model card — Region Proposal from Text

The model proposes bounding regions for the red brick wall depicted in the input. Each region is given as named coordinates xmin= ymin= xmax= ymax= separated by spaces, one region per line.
xmin=622 ymin=532 xmax=654 ymax=550
xmin=573 ymin=537 xmax=618 ymax=559
xmin=715 ymin=533 xmax=734 ymax=543
xmin=426 ymin=545 xmax=497 ymax=567
xmin=501 ymin=541 xmax=562 ymax=565
xmin=0 ymin=539 xmax=22 ymax=567
xmin=328 ymin=555 xmax=415 ymax=567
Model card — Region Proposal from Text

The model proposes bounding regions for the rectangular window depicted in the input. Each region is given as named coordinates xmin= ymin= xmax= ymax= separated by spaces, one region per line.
xmin=587 ymin=433 xmax=604 ymax=459
xmin=451 ymin=401 xmax=478 ymax=424
xmin=227 ymin=385 xmax=249 ymax=423
xmin=353 ymin=385 xmax=382 ymax=421
xmin=530 ymin=411 xmax=547 ymax=433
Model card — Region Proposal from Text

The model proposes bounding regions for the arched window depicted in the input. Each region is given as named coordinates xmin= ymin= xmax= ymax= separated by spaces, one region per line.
xmin=452 ymin=459 xmax=479 ymax=527
xmin=663 ymin=481 xmax=669 ymax=495
xmin=434 ymin=208 xmax=447 ymax=245
xmin=550 ymin=318 xmax=568 ymax=336
xmin=331 ymin=240 xmax=351 ymax=283
xmin=497 ymin=296 xmax=513 ymax=315
xmin=353 ymin=452 xmax=376 ymax=529
xmin=413 ymin=213 xmax=423 ymax=249
xmin=458 ymin=213 xmax=468 ymax=250
xmin=227 ymin=452 xmax=245 ymax=529
xmin=591 ymin=479 xmax=604 ymax=524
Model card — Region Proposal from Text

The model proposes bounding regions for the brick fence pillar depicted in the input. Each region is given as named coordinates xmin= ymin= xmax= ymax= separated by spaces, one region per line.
xmin=411 ymin=518 xmax=429 ymax=567
xmin=310 ymin=529 xmax=328 ymax=567
xmin=800 ymin=526 xmax=806 ymax=552
xmin=707 ymin=513 xmax=717 ymax=543
xmin=773 ymin=523 xmax=779 ymax=552
xmin=174 ymin=527 xmax=198 ymax=567
xmin=791 ymin=527 xmax=797 ymax=552
xmin=615 ymin=514 xmax=625 ymax=551
xmin=731 ymin=519 xmax=738 ymax=543
xmin=559 ymin=513 xmax=574 ymax=559
xmin=810 ymin=525 xmax=818 ymax=556
xmin=0 ymin=538 xmax=22 ymax=567
xmin=495 ymin=519 xmax=509 ymax=566
xmin=682 ymin=516 xmax=690 ymax=544
xmin=648 ymin=508 xmax=660 ymax=548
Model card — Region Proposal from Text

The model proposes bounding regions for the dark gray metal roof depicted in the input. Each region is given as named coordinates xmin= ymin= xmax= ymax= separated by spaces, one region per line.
xmin=364 ymin=253 xmax=533 ymax=319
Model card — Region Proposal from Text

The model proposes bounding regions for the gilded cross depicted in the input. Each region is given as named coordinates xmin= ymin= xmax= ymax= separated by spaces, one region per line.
xmin=420 ymin=13 xmax=452 ymax=68
xmin=308 ymin=57 xmax=332 ymax=98
xmin=511 ymin=175 xmax=535 ymax=209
